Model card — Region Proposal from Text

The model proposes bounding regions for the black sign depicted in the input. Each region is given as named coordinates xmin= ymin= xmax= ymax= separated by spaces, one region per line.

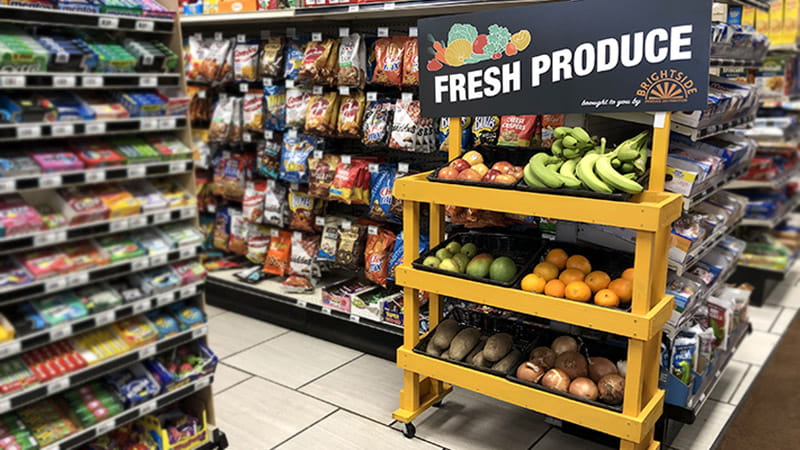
xmin=418 ymin=0 xmax=711 ymax=117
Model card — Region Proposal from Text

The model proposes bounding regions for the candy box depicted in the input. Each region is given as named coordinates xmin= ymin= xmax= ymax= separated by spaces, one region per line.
xmin=0 ymin=194 xmax=43 ymax=237
xmin=18 ymin=247 xmax=72 ymax=279
xmin=121 ymin=180 xmax=168 ymax=212
xmin=138 ymin=266 xmax=181 ymax=295
xmin=170 ymin=260 xmax=207 ymax=285
xmin=32 ymin=203 xmax=67 ymax=230
xmin=24 ymin=187 xmax=108 ymax=225
xmin=91 ymin=184 xmax=142 ymax=218
xmin=32 ymin=291 xmax=89 ymax=326
xmin=144 ymin=341 xmax=218 ymax=392
xmin=147 ymin=135 xmax=193 ymax=161
xmin=5 ymin=93 xmax=57 ymax=123
xmin=0 ymin=357 xmax=38 ymax=395
xmin=81 ymin=93 xmax=130 ymax=119
xmin=96 ymin=234 xmax=146 ymax=262
xmin=78 ymin=283 xmax=123 ymax=312
xmin=63 ymin=239 xmax=110 ymax=270
xmin=110 ymin=277 xmax=145 ymax=303
xmin=140 ymin=407 xmax=209 ymax=450
xmin=70 ymin=141 xmax=127 ymax=167
xmin=0 ymin=256 xmax=33 ymax=289
xmin=0 ymin=155 xmax=40 ymax=176
xmin=70 ymin=327 xmax=129 ymax=365
xmin=17 ymin=398 xmax=79 ymax=447
xmin=151 ymin=179 xmax=196 ymax=208
xmin=116 ymin=91 xmax=167 ymax=117
xmin=167 ymin=302 xmax=206 ymax=330
xmin=0 ymin=312 xmax=14 ymax=343
xmin=130 ymin=228 xmax=172 ymax=255
xmin=63 ymin=381 xmax=124 ymax=427
xmin=109 ymin=137 xmax=161 ymax=163
xmin=4 ymin=302 xmax=46 ymax=337
xmin=146 ymin=310 xmax=181 ymax=338
xmin=159 ymin=223 xmax=203 ymax=247
xmin=111 ymin=315 xmax=159 ymax=347
xmin=30 ymin=151 xmax=85 ymax=172
xmin=0 ymin=37 xmax=49 ymax=73
xmin=105 ymin=362 xmax=162 ymax=408
xmin=45 ymin=92 xmax=95 ymax=121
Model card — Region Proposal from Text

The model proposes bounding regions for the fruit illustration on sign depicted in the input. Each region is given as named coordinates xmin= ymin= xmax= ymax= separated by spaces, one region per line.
xmin=426 ymin=23 xmax=532 ymax=71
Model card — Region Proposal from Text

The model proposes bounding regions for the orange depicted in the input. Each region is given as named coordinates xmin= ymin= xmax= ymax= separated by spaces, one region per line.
xmin=544 ymin=248 xmax=569 ymax=270
xmin=566 ymin=254 xmax=592 ymax=274
xmin=521 ymin=273 xmax=546 ymax=293
xmin=585 ymin=271 xmax=611 ymax=293
xmin=544 ymin=279 xmax=566 ymax=298
xmin=621 ymin=268 xmax=635 ymax=281
xmin=558 ymin=268 xmax=585 ymax=284
xmin=594 ymin=289 xmax=620 ymax=307
xmin=565 ymin=281 xmax=592 ymax=302
xmin=533 ymin=262 xmax=559 ymax=281
xmin=609 ymin=278 xmax=633 ymax=303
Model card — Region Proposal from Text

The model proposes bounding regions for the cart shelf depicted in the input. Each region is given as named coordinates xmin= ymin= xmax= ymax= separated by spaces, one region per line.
xmin=394 ymin=173 xmax=683 ymax=232
xmin=395 ymin=266 xmax=673 ymax=340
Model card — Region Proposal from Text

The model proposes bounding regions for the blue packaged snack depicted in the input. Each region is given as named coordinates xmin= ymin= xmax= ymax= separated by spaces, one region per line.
xmin=369 ymin=164 xmax=401 ymax=223
xmin=33 ymin=292 xmax=89 ymax=326
xmin=146 ymin=311 xmax=181 ymax=338
xmin=388 ymin=232 xmax=429 ymax=281
xmin=279 ymin=133 xmax=317 ymax=183
xmin=167 ymin=303 xmax=206 ymax=329
xmin=257 ymin=140 xmax=281 ymax=180
xmin=284 ymin=39 xmax=308 ymax=80
xmin=438 ymin=117 xmax=473 ymax=152
xmin=105 ymin=362 xmax=161 ymax=408
xmin=141 ymin=267 xmax=181 ymax=294
xmin=263 ymin=85 xmax=286 ymax=131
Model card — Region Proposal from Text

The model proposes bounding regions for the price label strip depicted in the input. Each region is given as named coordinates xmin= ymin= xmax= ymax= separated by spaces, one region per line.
xmin=85 ymin=122 xmax=106 ymax=134
xmin=47 ymin=377 xmax=70 ymax=395
xmin=0 ymin=179 xmax=14 ymax=193
xmin=0 ymin=341 xmax=22 ymax=359
xmin=95 ymin=310 xmax=115 ymax=326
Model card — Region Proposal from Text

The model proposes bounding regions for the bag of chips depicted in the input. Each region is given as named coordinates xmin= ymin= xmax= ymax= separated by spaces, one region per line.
xmin=280 ymin=133 xmax=317 ymax=183
xmin=257 ymin=140 xmax=281 ymax=179
xmin=263 ymin=229 xmax=292 ymax=276
xmin=246 ymin=223 xmax=272 ymax=264
xmin=228 ymin=210 xmax=248 ymax=255
xmin=497 ymin=115 xmax=538 ymax=147
xmin=362 ymin=100 xmax=394 ymax=147
xmin=317 ymin=216 xmax=342 ymax=263
xmin=369 ymin=164 xmax=401 ymax=223
xmin=336 ymin=223 xmax=366 ymax=270
xmin=305 ymin=92 xmax=339 ymax=136
xmin=234 ymin=41 xmax=260 ymax=81
xmin=541 ymin=114 xmax=566 ymax=147
xmin=243 ymin=181 xmax=266 ymax=223
xmin=364 ymin=228 xmax=396 ymax=287
xmin=438 ymin=117 xmax=473 ymax=152
xmin=217 ymin=38 xmax=235 ymax=83
xmin=286 ymin=88 xmax=311 ymax=129
xmin=416 ymin=116 xmax=437 ymax=153
xmin=338 ymin=33 xmax=366 ymax=88
xmin=259 ymin=37 xmax=285 ymax=78
xmin=472 ymin=116 xmax=501 ymax=147
xmin=284 ymin=38 xmax=308 ymax=80
xmin=204 ymin=38 xmax=233 ymax=82
xmin=401 ymin=37 xmax=419 ymax=87
xmin=212 ymin=151 xmax=227 ymax=196
xmin=263 ymin=180 xmax=288 ymax=227
xmin=323 ymin=39 xmax=340 ymax=87
xmin=288 ymin=190 xmax=324 ymax=233
xmin=337 ymin=91 xmax=365 ymax=138
xmin=243 ymin=90 xmax=264 ymax=132
xmin=185 ymin=36 xmax=209 ymax=82
xmin=388 ymin=232 xmax=429 ymax=281
xmin=289 ymin=232 xmax=320 ymax=279
xmin=230 ymin=97 xmax=244 ymax=142
xmin=222 ymin=152 xmax=251 ymax=201
xmin=372 ymin=37 xmax=404 ymax=86
xmin=329 ymin=158 xmax=371 ymax=205
xmin=389 ymin=99 xmax=418 ymax=151
xmin=213 ymin=207 xmax=231 ymax=251
xmin=209 ymin=96 xmax=235 ymax=142
xmin=188 ymin=86 xmax=212 ymax=124
xmin=308 ymin=154 xmax=340 ymax=199
xmin=299 ymin=39 xmax=336 ymax=84
xmin=263 ymin=85 xmax=286 ymax=131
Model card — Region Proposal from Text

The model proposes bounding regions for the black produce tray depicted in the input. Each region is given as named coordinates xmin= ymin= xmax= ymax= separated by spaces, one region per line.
xmin=413 ymin=308 xmax=541 ymax=377
xmin=515 ymin=167 xmax=649 ymax=202
xmin=508 ymin=330 xmax=628 ymax=412
xmin=427 ymin=145 xmax=545 ymax=189
xmin=412 ymin=231 xmax=542 ymax=288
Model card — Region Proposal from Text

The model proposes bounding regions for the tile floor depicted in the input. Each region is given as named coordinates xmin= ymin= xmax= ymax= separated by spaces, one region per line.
xmin=204 ymin=270 xmax=800 ymax=450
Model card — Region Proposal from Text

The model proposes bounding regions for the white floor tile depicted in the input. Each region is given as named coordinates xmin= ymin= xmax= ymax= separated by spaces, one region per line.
xmin=207 ymin=312 xmax=288 ymax=359
xmin=204 ymin=304 xmax=228 ymax=318
xmin=709 ymin=360 xmax=750 ymax=404
xmin=223 ymin=332 xmax=362 ymax=389
xmin=671 ymin=400 xmax=736 ymax=450
xmin=213 ymin=377 xmax=336 ymax=449
xmin=300 ymin=354 xmax=402 ymax=425
xmin=729 ymin=364 xmax=761 ymax=405
xmin=390 ymin=387 xmax=550 ymax=450
xmin=213 ymin=362 xmax=251 ymax=394
xmin=769 ymin=307 xmax=798 ymax=335
xmin=745 ymin=304 xmax=782 ymax=333
xmin=732 ymin=330 xmax=780 ymax=366
xmin=532 ymin=428 xmax=609 ymax=450
xmin=275 ymin=410 xmax=440 ymax=450
xmin=765 ymin=274 xmax=800 ymax=309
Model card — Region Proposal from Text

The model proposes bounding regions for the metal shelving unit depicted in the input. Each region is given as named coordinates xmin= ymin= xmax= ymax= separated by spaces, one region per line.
xmin=0 ymin=73 xmax=181 ymax=90
xmin=0 ymin=116 xmax=187 ymax=142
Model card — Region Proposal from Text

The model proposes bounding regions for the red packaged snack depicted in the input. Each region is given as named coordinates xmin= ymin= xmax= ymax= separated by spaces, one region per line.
xmin=364 ymin=228 xmax=396 ymax=287
xmin=298 ymin=39 xmax=334 ymax=85
xmin=70 ymin=141 xmax=126 ymax=167
xmin=372 ymin=37 xmax=404 ymax=86
xmin=497 ymin=115 xmax=539 ymax=147
xmin=54 ymin=186 xmax=110 ymax=225
xmin=305 ymin=92 xmax=340 ymax=136
xmin=337 ymin=92 xmax=365 ymax=138
xmin=289 ymin=232 xmax=320 ymax=279
xmin=19 ymin=247 xmax=72 ymax=279
xmin=263 ymin=229 xmax=292 ymax=276
xmin=288 ymin=191 xmax=324 ymax=233
xmin=401 ymin=37 xmax=419 ymax=87
xmin=242 ymin=181 xmax=266 ymax=223
xmin=329 ymin=158 xmax=371 ymax=205
xmin=308 ymin=154 xmax=340 ymax=199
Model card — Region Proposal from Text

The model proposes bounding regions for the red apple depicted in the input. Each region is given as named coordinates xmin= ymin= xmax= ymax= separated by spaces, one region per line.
xmin=438 ymin=167 xmax=459 ymax=180
xmin=472 ymin=163 xmax=489 ymax=178
xmin=495 ymin=174 xmax=517 ymax=184
xmin=509 ymin=166 xmax=525 ymax=180
xmin=457 ymin=168 xmax=482 ymax=181
xmin=449 ymin=158 xmax=471 ymax=172
xmin=462 ymin=150 xmax=484 ymax=166
xmin=492 ymin=161 xmax=514 ymax=174
xmin=483 ymin=169 xmax=501 ymax=182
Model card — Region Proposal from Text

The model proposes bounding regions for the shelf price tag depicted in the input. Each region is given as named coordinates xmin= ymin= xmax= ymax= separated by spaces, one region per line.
xmin=315 ymin=216 xmax=326 ymax=227
xmin=49 ymin=324 xmax=72 ymax=341
xmin=401 ymin=92 xmax=413 ymax=102
xmin=33 ymin=232 xmax=55 ymax=247
xmin=179 ymin=246 xmax=196 ymax=259
xmin=129 ymin=215 xmax=148 ymax=228
xmin=180 ymin=285 xmax=196 ymax=297
xmin=0 ymin=341 xmax=22 ymax=359
xmin=135 ymin=19 xmax=155 ymax=32
xmin=339 ymin=27 xmax=350 ymax=38
xmin=368 ymin=225 xmax=379 ymax=235
xmin=96 ymin=419 xmax=116 ymax=435
xmin=286 ymin=27 xmax=296 ymax=38
xmin=338 ymin=86 xmax=350 ymax=96
xmin=348 ymin=4 xmax=359 ymax=12
xmin=53 ymin=75 xmax=76 ymax=88
xmin=237 ymin=34 xmax=247 ymax=43
xmin=98 ymin=16 xmax=119 ymax=28
xmin=83 ymin=76 xmax=103 ymax=88
xmin=45 ymin=277 xmax=67 ymax=293
xmin=287 ymin=128 xmax=298 ymax=138
xmin=263 ymin=77 xmax=273 ymax=86
xmin=85 ymin=122 xmax=106 ymax=134
xmin=384 ymin=2 xmax=396 ymax=9
xmin=341 ymin=220 xmax=352 ymax=230
xmin=377 ymin=27 xmax=389 ymax=37
xmin=321 ymin=306 xmax=332 ymax=315
xmin=140 ymin=118 xmax=158 ymax=131
xmin=349 ymin=314 xmax=360 ymax=323
xmin=366 ymin=92 xmax=377 ymax=101
xmin=312 ymin=32 xmax=323 ymax=41
xmin=51 ymin=124 xmax=74 ymax=137
xmin=110 ymin=218 xmax=129 ymax=232
xmin=286 ymin=79 xmax=295 ymax=88
xmin=239 ymin=82 xmax=249 ymax=93
xmin=150 ymin=253 xmax=168 ymax=266
xmin=154 ymin=211 xmax=171 ymax=224
xmin=368 ymin=163 xmax=379 ymax=173
xmin=132 ymin=300 xmax=149 ymax=314
xmin=297 ymin=300 xmax=307 ymax=308
xmin=139 ymin=400 xmax=157 ymax=415
xmin=86 ymin=170 xmax=106 ymax=183
xmin=128 ymin=165 xmax=146 ymax=178
xmin=191 ymin=324 xmax=208 ymax=339
xmin=158 ymin=117 xmax=177 ymax=129
xmin=138 ymin=346 xmax=156 ymax=359
xmin=196 ymin=377 xmax=211 ymax=390
xmin=131 ymin=258 xmax=149 ymax=271
xmin=398 ymin=162 xmax=410 ymax=173
xmin=313 ymin=150 xmax=324 ymax=159
xmin=47 ymin=377 xmax=70 ymax=395
xmin=180 ymin=207 xmax=195 ymax=219
xmin=214 ymin=32 xmax=224 ymax=41
xmin=0 ymin=179 xmax=14 ymax=193
xmin=341 ymin=155 xmax=351 ymax=164
xmin=168 ymin=161 xmax=187 ymax=173
xmin=270 ymin=228 xmax=280 ymax=237
xmin=17 ymin=125 xmax=41 ymax=139
xmin=243 ymin=132 xmax=252 ymax=143
xmin=0 ymin=399 xmax=9 ymax=414
xmin=264 ymin=130 xmax=274 ymax=140
xmin=156 ymin=294 xmax=173 ymax=307
xmin=0 ymin=75 xmax=25 ymax=87
xmin=95 ymin=310 xmax=115 ymax=326
xmin=40 ymin=174 xmax=62 ymax=188
xmin=313 ymin=85 xmax=323 ymax=95
xmin=67 ymin=272 xmax=89 ymax=286
xmin=409 ymin=27 xmax=418 ymax=37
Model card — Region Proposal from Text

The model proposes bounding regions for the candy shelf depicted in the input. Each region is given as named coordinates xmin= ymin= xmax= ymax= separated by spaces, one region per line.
xmin=709 ymin=57 xmax=765 ymax=68
xmin=42 ymin=372 xmax=212 ymax=450
xmin=0 ymin=73 xmax=181 ymax=90
xmin=0 ymin=4 xmax=174 ymax=33
xmin=0 ymin=326 xmax=208 ymax=415
xmin=0 ymin=116 xmax=187 ymax=142
xmin=0 ymin=281 xmax=203 ymax=361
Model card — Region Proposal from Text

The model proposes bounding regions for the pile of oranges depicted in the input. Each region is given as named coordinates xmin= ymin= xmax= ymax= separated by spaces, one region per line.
xmin=520 ymin=248 xmax=634 ymax=308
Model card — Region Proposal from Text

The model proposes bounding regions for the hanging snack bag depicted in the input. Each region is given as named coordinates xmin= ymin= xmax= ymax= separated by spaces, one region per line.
xmin=369 ymin=164 xmax=401 ymax=222
xmin=246 ymin=223 xmax=272 ymax=264
xmin=308 ymin=154 xmax=340 ymax=199
xmin=472 ymin=116 xmax=501 ymax=147
xmin=336 ymin=223 xmax=367 ymax=270
xmin=242 ymin=181 xmax=266 ymax=223
xmin=222 ymin=152 xmax=250 ymax=201
xmin=263 ymin=230 xmax=292 ymax=276
xmin=208 ymin=97 xmax=235 ymax=142
xmin=389 ymin=99 xmax=418 ymax=151
xmin=323 ymin=39 xmax=340 ymax=87
xmin=259 ymin=37 xmax=285 ymax=78
xmin=212 ymin=152 xmax=227 ymax=196
xmin=263 ymin=180 xmax=288 ymax=227
xmin=243 ymin=90 xmax=264 ymax=132
xmin=284 ymin=38 xmax=308 ymax=80
xmin=317 ymin=216 xmax=343 ymax=263
xmin=280 ymin=133 xmax=317 ymax=183
xmin=329 ymin=158 xmax=371 ymax=205
xmin=338 ymin=33 xmax=366 ymax=88
xmin=337 ymin=91 xmax=365 ymax=138
xmin=216 ymin=39 xmax=235 ymax=83
xmin=497 ymin=115 xmax=538 ymax=147
xmin=228 ymin=210 xmax=248 ymax=255
xmin=540 ymin=114 xmax=566 ymax=147
xmin=305 ymin=92 xmax=340 ymax=136
xmin=289 ymin=232 xmax=320 ymax=279
xmin=372 ymin=37 xmax=404 ymax=86
xmin=234 ymin=41 xmax=260 ymax=82
xmin=263 ymin=85 xmax=287 ymax=131
xmin=285 ymin=88 xmax=311 ymax=129
xmin=213 ymin=208 xmax=231 ymax=251
xmin=203 ymin=38 xmax=232 ymax=82
xmin=362 ymin=100 xmax=394 ymax=147
xmin=230 ymin=97 xmax=244 ymax=142
xmin=438 ymin=117 xmax=472 ymax=152
xmin=186 ymin=36 xmax=209 ymax=82
xmin=415 ymin=116 xmax=437 ymax=153
xmin=257 ymin=140 xmax=281 ymax=179
xmin=364 ymin=228 xmax=397 ymax=287
xmin=401 ymin=37 xmax=419 ymax=87
xmin=298 ymin=39 xmax=333 ymax=84
xmin=288 ymin=190 xmax=323 ymax=233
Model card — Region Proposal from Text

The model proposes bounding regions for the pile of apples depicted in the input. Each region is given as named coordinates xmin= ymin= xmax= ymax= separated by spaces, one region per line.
xmin=437 ymin=150 xmax=524 ymax=185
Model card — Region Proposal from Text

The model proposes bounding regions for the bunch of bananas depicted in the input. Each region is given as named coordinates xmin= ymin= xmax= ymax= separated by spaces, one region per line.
xmin=523 ymin=127 xmax=649 ymax=194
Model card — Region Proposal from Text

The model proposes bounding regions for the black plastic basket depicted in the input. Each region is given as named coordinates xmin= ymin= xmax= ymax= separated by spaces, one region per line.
xmin=508 ymin=330 xmax=628 ymax=412
xmin=427 ymin=145 xmax=545 ymax=189
xmin=515 ymin=168 xmax=649 ymax=202
xmin=412 ymin=231 xmax=542 ymax=288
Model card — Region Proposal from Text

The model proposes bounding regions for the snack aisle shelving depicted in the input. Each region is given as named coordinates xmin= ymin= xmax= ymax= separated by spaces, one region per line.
xmin=0 ymin=2 xmax=228 ymax=448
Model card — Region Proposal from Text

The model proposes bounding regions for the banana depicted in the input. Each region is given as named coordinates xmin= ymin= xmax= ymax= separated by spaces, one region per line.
xmin=563 ymin=147 xmax=582 ymax=159
xmin=595 ymin=155 xmax=644 ymax=194
xmin=611 ymin=158 xmax=621 ymax=169
xmin=617 ymin=148 xmax=640 ymax=162
xmin=576 ymin=153 xmax=613 ymax=193
xmin=623 ymin=173 xmax=637 ymax=180
xmin=553 ymin=127 xmax=572 ymax=139
xmin=551 ymin=139 xmax=564 ymax=158
xmin=621 ymin=162 xmax=635 ymax=173
xmin=570 ymin=127 xmax=592 ymax=145
xmin=562 ymin=135 xmax=579 ymax=149
xmin=530 ymin=153 xmax=564 ymax=188
xmin=523 ymin=164 xmax=547 ymax=188
xmin=557 ymin=159 xmax=582 ymax=189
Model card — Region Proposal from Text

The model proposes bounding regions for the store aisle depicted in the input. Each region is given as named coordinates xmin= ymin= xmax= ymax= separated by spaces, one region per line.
xmin=205 ymin=284 xmax=798 ymax=450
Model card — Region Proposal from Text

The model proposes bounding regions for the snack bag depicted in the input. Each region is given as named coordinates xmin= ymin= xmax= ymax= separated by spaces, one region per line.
xmin=242 ymin=90 xmax=264 ymax=132
xmin=246 ymin=223 xmax=272 ymax=264
xmin=230 ymin=97 xmax=244 ymax=142
xmin=337 ymin=91 xmax=365 ymax=138
xmin=369 ymin=164 xmax=402 ymax=222
xmin=234 ymin=41 xmax=260 ymax=81
xmin=263 ymin=85 xmax=287 ymax=131
xmin=228 ymin=209 xmax=248 ymax=255
xmin=401 ymin=37 xmax=419 ymax=87
xmin=208 ymin=96 xmax=235 ymax=142
xmin=213 ymin=208 xmax=231 ymax=250
xmin=263 ymin=230 xmax=292 ymax=276
xmin=222 ymin=152 xmax=252 ymax=201
xmin=372 ymin=37 xmax=404 ymax=86
xmin=288 ymin=191 xmax=324 ymax=233
xmin=279 ymin=133 xmax=317 ymax=183
xmin=336 ymin=223 xmax=366 ymax=270
xmin=338 ymin=33 xmax=366 ymax=88
xmin=329 ymin=158 xmax=371 ymax=205
xmin=305 ymin=92 xmax=339 ymax=136
xmin=259 ymin=37 xmax=285 ymax=78
xmin=185 ymin=36 xmax=209 ymax=82
xmin=308 ymin=154 xmax=340 ymax=199
xmin=205 ymin=38 xmax=233 ymax=82
xmin=285 ymin=88 xmax=311 ymax=129
xmin=317 ymin=216 xmax=342 ymax=263
xmin=438 ymin=117 xmax=473 ymax=152
xmin=289 ymin=232 xmax=320 ymax=279
xmin=263 ymin=180 xmax=288 ymax=227
xmin=257 ymin=139 xmax=281 ymax=179
xmin=242 ymin=181 xmax=266 ymax=223
xmin=284 ymin=38 xmax=308 ymax=80
xmin=362 ymin=100 xmax=394 ymax=147
xmin=389 ymin=99 xmax=419 ymax=151
xmin=541 ymin=114 xmax=566 ymax=147
xmin=364 ymin=228 xmax=396 ymax=287
xmin=298 ymin=39 xmax=332 ymax=84
xmin=497 ymin=115 xmax=538 ymax=147
xmin=218 ymin=39 xmax=235 ymax=83
xmin=472 ymin=116 xmax=501 ymax=147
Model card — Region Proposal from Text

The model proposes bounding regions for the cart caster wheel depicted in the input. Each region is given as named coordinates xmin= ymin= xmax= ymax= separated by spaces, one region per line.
xmin=432 ymin=401 xmax=443 ymax=408
xmin=403 ymin=423 xmax=416 ymax=439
